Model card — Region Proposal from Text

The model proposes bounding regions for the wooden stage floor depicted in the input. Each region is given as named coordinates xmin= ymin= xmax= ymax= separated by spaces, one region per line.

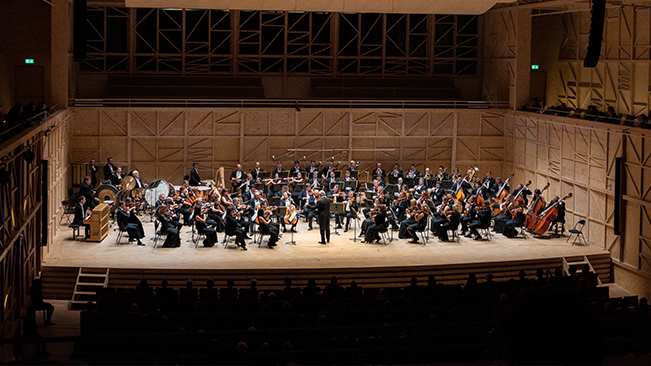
xmin=45 ymin=219 xmax=608 ymax=271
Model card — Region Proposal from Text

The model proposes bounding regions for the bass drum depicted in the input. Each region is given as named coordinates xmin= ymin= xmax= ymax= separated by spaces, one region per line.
xmin=145 ymin=179 xmax=170 ymax=206
xmin=96 ymin=184 xmax=118 ymax=203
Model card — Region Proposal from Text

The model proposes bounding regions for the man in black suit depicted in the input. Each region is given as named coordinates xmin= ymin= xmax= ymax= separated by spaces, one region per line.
xmin=132 ymin=170 xmax=147 ymax=188
xmin=306 ymin=160 xmax=319 ymax=176
xmin=73 ymin=196 xmax=91 ymax=238
xmin=110 ymin=166 xmax=123 ymax=187
xmin=230 ymin=164 xmax=245 ymax=190
xmin=189 ymin=163 xmax=201 ymax=186
xmin=374 ymin=162 xmax=386 ymax=180
xmin=272 ymin=162 xmax=284 ymax=177
xmin=320 ymin=161 xmax=335 ymax=179
xmin=290 ymin=160 xmax=301 ymax=177
xmin=251 ymin=161 xmax=264 ymax=181
xmin=315 ymin=190 xmax=331 ymax=244
xmin=103 ymin=157 xmax=116 ymax=181
xmin=79 ymin=176 xmax=99 ymax=210
xmin=116 ymin=201 xmax=145 ymax=246
xmin=389 ymin=163 xmax=404 ymax=179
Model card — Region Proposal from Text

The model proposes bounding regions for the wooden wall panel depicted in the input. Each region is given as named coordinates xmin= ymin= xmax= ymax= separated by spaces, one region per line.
xmin=70 ymin=108 xmax=506 ymax=185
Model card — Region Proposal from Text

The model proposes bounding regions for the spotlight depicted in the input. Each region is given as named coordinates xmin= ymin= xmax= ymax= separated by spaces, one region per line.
xmin=0 ymin=167 xmax=10 ymax=185
xmin=23 ymin=149 xmax=35 ymax=163
xmin=294 ymin=102 xmax=301 ymax=112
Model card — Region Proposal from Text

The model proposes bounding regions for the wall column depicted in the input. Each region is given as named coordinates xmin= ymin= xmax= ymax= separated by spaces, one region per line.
xmin=51 ymin=0 xmax=70 ymax=109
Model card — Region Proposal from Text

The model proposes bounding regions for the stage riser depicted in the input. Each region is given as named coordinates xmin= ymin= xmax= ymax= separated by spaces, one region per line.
xmin=41 ymin=253 xmax=611 ymax=300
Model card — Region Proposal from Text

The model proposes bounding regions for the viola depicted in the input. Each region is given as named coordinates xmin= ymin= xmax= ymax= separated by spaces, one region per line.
xmin=532 ymin=193 xmax=572 ymax=236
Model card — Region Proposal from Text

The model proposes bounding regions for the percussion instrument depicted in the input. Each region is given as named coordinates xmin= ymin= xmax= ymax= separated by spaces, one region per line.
xmin=131 ymin=187 xmax=145 ymax=200
xmin=121 ymin=176 xmax=136 ymax=191
xmin=194 ymin=186 xmax=212 ymax=199
xmin=145 ymin=179 xmax=171 ymax=206
xmin=96 ymin=184 xmax=118 ymax=203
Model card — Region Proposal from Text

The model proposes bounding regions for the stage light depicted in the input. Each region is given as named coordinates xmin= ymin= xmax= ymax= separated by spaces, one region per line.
xmin=23 ymin=149 xmax=35 ymax=163
xmin=294 ymin=102 xmax=301 ymax=112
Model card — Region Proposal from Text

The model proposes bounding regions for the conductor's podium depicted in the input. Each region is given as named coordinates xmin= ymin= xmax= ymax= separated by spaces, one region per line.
xmin=84 ymin=203 xmax=109 ymax=242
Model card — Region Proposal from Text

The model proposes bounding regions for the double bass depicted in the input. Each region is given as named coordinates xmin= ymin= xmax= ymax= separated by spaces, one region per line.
xmin=532 ymin=193 xmax=572 ymax=236
xmin=524 ymin=182 xmax=550 ymax=229
xmin=492 ymin=172 xmax=514 ymax=215
xmin=514 ymin=180 xmax=532 ymax=204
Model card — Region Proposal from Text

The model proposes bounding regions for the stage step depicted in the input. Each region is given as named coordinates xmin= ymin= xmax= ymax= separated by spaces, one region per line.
xmin=68 ymin=267 xmax=110 ymax=310
xmin=41 ymin=253 xmax=611 ymax=300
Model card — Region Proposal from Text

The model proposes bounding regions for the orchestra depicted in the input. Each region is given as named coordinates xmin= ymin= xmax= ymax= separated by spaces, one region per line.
xmin=71 ymin=157 xmax=568 ymax=249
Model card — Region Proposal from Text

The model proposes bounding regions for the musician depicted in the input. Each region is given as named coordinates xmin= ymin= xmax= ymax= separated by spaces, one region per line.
xmin=437 ymin=204 xmax=461 ymax=242
xmin=325 ymin=171 xmax=339 ymax=194
xmin=468 ymin=202 xmax=493 ymax=241
xmin=79 ymin=176 xmax=99 ymax=210
xmin=303 ymin=185 xmax=317 ymax=230
xmin=405 ymin=164 xmax=420 ymax=179
xmin=155 ymin=194 xmax=166 ymax=211
xmin=389 ymin=164 xmax=404 ymax=179
xmin=194 ymin=200 xmax=217 ymax=247
xmin=117 ymin=201 xmax=145 ymax=246
xmin=267 ymin=172 xmax=284 ymax=197
xmin=493 ymin=194 xmax=515 ymax=233
xmin=430 ymin=202 xmax=452 ymax=236
xmin=396 ymin=177 xmax=407 ymax=193
xmin=110 ymin=166 xmax=123 ymax=187
xmin=230 ymin=164 xmax=245 ymax=190
xmin=89 ymin=158 xmax=99 ymax=188
xmin=241 ymin=173 xmax=254 ymax=202
xmin=529 ymin=189 xmax=545 ymax=210
xmin=251 ymin=161 xmax=264 ymax=181
xmin=225 ymin=206 xmax=248 ymax=250
xmin=392 ymin=190 xmax=410 ymax=222
xmin=482 ymin=171 xmax=496 ymax=194
xmin=434 ymin=165 xmax=448 ymax=181
xmin=470 ymin=181 xmax=482 ymax=198
xmin=272 ymin=162 xmax=284 ymax=178
xmin=336 ymin=190 xmax=358 ymax=232
xmin=494 ymin=177 xmax=510 ymax=196
xmin=547 ymin=196 xmax=566 ymax=232
xmin=281 ymin=191 xmax=297 ymax=233
xmin=398 ymin=199 xmax=418 ymax=239
xmin=374 ymin=162 xmax=386 ymax=180
xmin=423 ymin=167 xmax=433 ymax=180
xmin=413 ymin=178 xmax=427 ymax=194
xmin=257 ymin=201 xmax=279 ymax=248
xmin=103 ymin=157 xmax=117 ymax=181
xmin=189 ymin=163 xmax=201 ymax=186
xmin=157 ymin=205 xmax=181 ymax=248
xmin=163 ymin=197 xmax=183 ymax=229
xmin=204 ymin=197 xmax=224 ymax=233
xmin=374 ymin=175 xmax=387 ymax=187
xmin=315 ymin=190 xmax=331 ymax=244
xmin=306 ymin=160 xmax=319 ymax=176
xmin=347 ymin=160 xmax=358 ymax=173
xmin=514 ymin=183 xmax=532 ymax=206
xmin=320 ymin=160 xmax=336 ymax=179
xmin=450 ymin=168 xmax=461 ymax=180
xmin=503 ymin=200 xmax=526 ymax=238
xmin=178 ymin=186 xmax=194 ymax=225
xmin=461 ymin=195 xmax=478 ymax=237
xmin=308 ymin=171 xmax=322 ymax=191
xmin=407 ymin=202 xmax=430 ymax=244
xmin=432 ymin=182 xmax=445 ymax=205
xmin=362 ymin=204 xmax=387 ymax=244
xmin=290 ymin=160 xmax=301 ymax=177
xmin=331 ymin=184 xmax=344 ymax=204
xmin=132 ymin=170 xmax=147 ymax=188
xmin=73 ymin=196 xmax=91 ymax=238
xmin=452 ymin=177 xmax=471 ymax=196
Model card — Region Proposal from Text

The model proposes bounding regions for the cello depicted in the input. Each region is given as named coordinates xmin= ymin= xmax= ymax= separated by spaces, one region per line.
xmin=492 ymin=173 xmax=514 ymax=215
xmin=284 ymin=202 xmax=298 ymax=225
xmin=532 ymin=193 xmax=572 ymax=236
xmin=524 ymin=182 xmax=550 ymax=229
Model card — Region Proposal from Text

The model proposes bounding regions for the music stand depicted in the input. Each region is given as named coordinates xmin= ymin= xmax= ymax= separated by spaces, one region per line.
xmin=388 ymin=175 xmax=399 ymax=185
xmin=270 ymin=196 xmax=281 ymax=207
xmin=259 ymin=172 xmax=270 ymax=180
xmin=283 ymin=171 xmax=290 ymax=179
xmin=293 ymin=183 xmax=305 ymax=193
xmin=274 ymin=206 xmax=287 ymax=236
xmin=334 ymin=170 xmax=342 ymax=179
xmin=385 ymin=184 xmax=398 ymax=196
xmin=343 ymin=180 xmax=358 ymax=192
xmin=351 ymin=170 xmax=359 ymax=180
xmin=331 ymin=203 xmax=345 ymax=236
xmin=404 ymin=177 xmax=415 ymax=187
xmin=329 ymin=181 xmax=339 ymax=191
xmin=426 ymin=179 xmax=436 ymax=188
xmin=365 ymin=182 xmax=374 ymax=190
xmin=272 ymin=183 xmax=284 ymax=197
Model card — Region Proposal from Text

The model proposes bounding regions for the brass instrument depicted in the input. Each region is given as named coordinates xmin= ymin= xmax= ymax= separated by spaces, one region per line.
xmin=466 ymin=166 xmax=479 ymax=182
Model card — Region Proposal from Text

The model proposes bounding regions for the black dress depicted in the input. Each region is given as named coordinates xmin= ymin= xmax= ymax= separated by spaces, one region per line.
xmin=196 ymin=216 xmax=217 ymax=247
xmin=158 ymin=213 xmax=180 ymax=247
xmin=365 ymin=212 xmax=387 ymax=243
xmin=503 ymin=212 xmax=525 ymax=238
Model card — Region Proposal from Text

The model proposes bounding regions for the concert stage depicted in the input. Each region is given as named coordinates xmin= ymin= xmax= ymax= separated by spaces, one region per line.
xmin=42 ymin=219 xmax=611 ymax=301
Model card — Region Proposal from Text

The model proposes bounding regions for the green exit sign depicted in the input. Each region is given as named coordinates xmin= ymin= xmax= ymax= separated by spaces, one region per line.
xmin=25 ymin=59 xmax=34 ymax=64
xmin=531 ymin=64 xmax=539 ymax=70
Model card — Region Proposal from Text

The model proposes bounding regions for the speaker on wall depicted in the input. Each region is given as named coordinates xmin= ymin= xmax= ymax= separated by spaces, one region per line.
xmin=73 ymin=0 xmax=87 ymax=61
xmin=584 ymin=0 xmax=606 ymax=68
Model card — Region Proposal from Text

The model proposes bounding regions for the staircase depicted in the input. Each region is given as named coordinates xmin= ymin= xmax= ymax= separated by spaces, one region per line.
xmin=563 ymin=255 xmax=603 ymax=286
xmin=69 ymin=267 xmax=109 ymax=310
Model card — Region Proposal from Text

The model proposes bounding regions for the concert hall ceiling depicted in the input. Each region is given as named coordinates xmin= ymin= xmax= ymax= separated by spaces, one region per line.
xmin=90 ymin=0 xmax=519 ymax=15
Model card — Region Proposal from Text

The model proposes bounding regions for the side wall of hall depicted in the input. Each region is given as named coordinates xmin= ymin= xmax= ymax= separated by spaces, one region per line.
xmin=68 ymin=108 xmax=507 ymax=184
xmin=505 ymin=111 xmax=651 ymax=298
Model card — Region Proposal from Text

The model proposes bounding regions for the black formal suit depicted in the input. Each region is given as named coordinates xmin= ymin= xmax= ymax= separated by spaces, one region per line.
xmin=251 ymin=168 xmax=263 ymax=181
xmin=117 ymin=208 xmax=144 ymax=242
xmin=290 ymin=166 xmax=301 ymax=177
xmin=225 ymin=215 xmax=247 ymax=249
xmin=73 ymin=203 xmax=91 ymax=237
xmin=373 ymin=168 xmax=386 ymax=179
xmin=189 ymin=168 xmax=201 ymax=186
xmin=272 ymin=168 xmax=285 ymax=177
xmin=134 ymin=177 xmax=145 ymax=188
xmin=316 ymin=196 xmax=331 ymax=243
xmin=79 ymin=182 xmax=97 ymax=210
xmin=110 ymin=173 xmax=122 ymax=187
xmin=306 ymin=166 xmax=319 ymax=176
xmin=103 ymin=163 xmax=116 ymax=181
xmin=89 ymin=165 xmax=98 ymax=187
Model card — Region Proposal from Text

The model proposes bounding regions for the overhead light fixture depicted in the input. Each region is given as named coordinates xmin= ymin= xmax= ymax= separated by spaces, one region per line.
xmin=23 ymin=149 xmax=35 ymax=163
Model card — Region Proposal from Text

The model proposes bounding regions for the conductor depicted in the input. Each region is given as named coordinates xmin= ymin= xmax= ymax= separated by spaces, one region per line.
xmin=315 ymin=190 xmax=330 ymax=244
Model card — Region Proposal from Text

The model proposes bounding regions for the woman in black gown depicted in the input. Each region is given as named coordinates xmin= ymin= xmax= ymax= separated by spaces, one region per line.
xmin=194 ymin=203 xmax=217 ymax=247
xmin=503 ymin=200 xmax=526 ymax=238
xmin=157 ymin=205 xmax=180 ymax=248
xmin=362 ymin=204 xmax=388 ymax=244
